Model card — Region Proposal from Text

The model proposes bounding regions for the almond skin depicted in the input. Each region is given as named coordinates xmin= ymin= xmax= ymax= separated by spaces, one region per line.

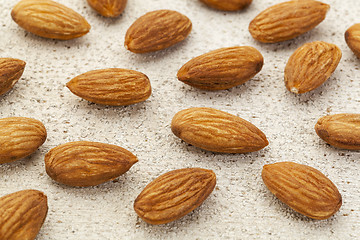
xmin=171 ymin=107 xmax=268 ymax=153
xmin=125 ymin=10 xmax=192 ymax=53
xmin=87 ymin=0 xmax=127 ymax=17
xmin=200 ymin=0 xmax=252 ymax=11
xmin=249 ymin=0 xmax=329 ymax=43
xmin=0 ymin=190 xmax=48 ymax=240
xmin=66 ymin=68 xmax=151 ymax=106
xmin=262 ymin=162 xmax=342 ymax=220
xmin=284 ymin=41 xmax=341 ymax=94
xmin=345 ymin=23 xmax=360 ymax=58
xmin=0 ymin=117 xmax=47 ymax=164
xmin=315 ymin=114 xmax=360 ymax=150
xmin=11 ymin=0 xmax=91 ymax=40
xmin=177 ymin=46 xmax=263 ymax=90
xmin=0 ymin=58 xmax=26 ymax=96
xmin=45 ymin=141 xmax=138 ymax=187
xmin=134 ymin=168 xmax=216 ymax=225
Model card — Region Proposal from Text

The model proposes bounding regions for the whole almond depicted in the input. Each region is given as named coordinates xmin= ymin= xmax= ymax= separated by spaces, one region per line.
xmin=87 ymin=0 xmax=127 ymax=17
xmin=315 ymin=114 xmax=360 ymax=150
xmin=134 ymin=168 xmax=216 ymax=225
xmin=125 ymin=10 xmax=192 ymax=53
xmin=177 ymin=46 xmax=263 ymax=90
xmin=200 ymin=0 xmax=252 ymax=11
xmin=66 ymin=68 xmax=151 ymax=106
xmin=284 ymin=41 xmax=341 ymax=94
xmin=11 ymin=0 xmax=91 ymax=40
xmin=45 ymin=141 xmax=138 ymax=187
xmin=345 ymin=23 xmax=360 ymax=58
xmin=249 ymin=0 xmax=329 ymax=43
xmin=262 ymin=162 xmax=342 ymax=220
xmin=171 ymin=107 xmax=268 ymax=153
xmin=0 ymin=190 xmax=48 ymax=240
xmin=0 ymin=117 xmax=47 ymax=164
xmin=0 ymin=58 xmax=26 ymax=96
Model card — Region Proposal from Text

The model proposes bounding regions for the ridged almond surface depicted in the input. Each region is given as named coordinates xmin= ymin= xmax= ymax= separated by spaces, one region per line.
xmin=134 ymin=168 xmax=216 ymax=225
xmin=0 ymin=58 xmax=26 ymax=96
xmin=125 ymin=10 xmax=192 ymax=53
xmin=45 ymin=141 xmax=138 ymax=187
xmin=315 ymin=114 xmax=360 ymax=150
xmin=171 ymin=107 xmax=268 ymax=153
xmin=262 ymin=162 xmax=342 ymax=220
xmin=87 ymin=0 xmax=127 ymax=17
xmin=0 ymin=117 xmax=47 ymax=164
xmin=0 ymin=190 xmax=48 ymax=240
xmin=66 ymin=68 xmax=151 ymax=106
xmin=284 ymin=41 xmax=341 ymax=94
xmin=249 ymin=0 xmax=329 ymax=43
xmin=11 ymin=0 xmax=91 ymax=40
xmin=345 ymin=23 xmax=360 ymax=58
xmin=177 ymin=46 xmax=263 ymax=90
xmin=200 ymin=0 xmax=252 ymax=11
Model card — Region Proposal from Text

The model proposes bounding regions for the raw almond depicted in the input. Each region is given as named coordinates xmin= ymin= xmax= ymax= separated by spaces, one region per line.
xmin=87 ymin=0 xmax=127 ymax=17
xmin=315 ymin=114 xmax=360 ymax=150
xmin=45 ymin=141 xmax=138 ymax=187
xmin=0 ymin=117 xmax=46 ymax=164
xmin=11 ymin=0 xmax=91 ymax=40
xmin=177 ymin=46 xmax=263 ymax=90
xmin=200 ymin=0 xmax=252 ymax=11
xmin=125 ymin=10 xmax=192 ymax=53
xmin=66 ymin=68 xmax=151 ymax=106
xmin=134 ymin=168 xmax=216 ymax=225
xmin=345 ymin=23 xmax=360 ymax=58
xmin=0 ymin=190 xmax=48 ymax=240
xmin=262 ymin=162 xmax=342 ymax=220
xmin=249 ymin=0 xmax=329 ymax=43
xmin=284 ymin=41 xmax=341 ymax=94
xmin=0 ymin=58 xmax=26 ymax=96
xmin=171 ymin=107 xmax=268 ymax=153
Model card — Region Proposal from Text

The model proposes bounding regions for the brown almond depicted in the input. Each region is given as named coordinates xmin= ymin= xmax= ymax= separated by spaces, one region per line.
xmin=284 ymin=41 xmax=341 ymax=94
xmin=45 ymin=141 xmax=138 ymax=187
xmin=0 ymin=117 xmax=47 ymax=164
xmin=87 ymin=0 xmax=127 ymax=17
xmin=315 ymin=114 xmax=360 ymax=150
xmin=11 ymin=0 xmax=91 ymax=40
xmin=177 ymin=46 xmax=263 ymax=90
xmin=345 ymin=23 xmax=360 ymax=58
xmin=125 ymin=10 xmax=192 ymax=53
xmin=171 ymin=107 xmax=268 ymax=153
xmin=200 ymin=0 xmax=252 ymax=11
xmin=262 ymin=162 xmax=342 ymax=220
xmin=249 ymin=0 xmax=329 ymax=43
xmin=0 ymin=190 xmax=48 ymax=240
xmin=66 ymin=68 xmax=151 ymax=106
xmin=134 ymin=168 xmax=216 ymax=225
xmin=0 ymin=58 xmax=26 ymax=96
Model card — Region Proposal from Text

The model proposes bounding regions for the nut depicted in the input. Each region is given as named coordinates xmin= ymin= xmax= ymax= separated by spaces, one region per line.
xmin=87 ymin=0 xmax=127 ymax=17
xmin=0 ymin=58 xmax=26 ymax=96
xmin=345 ymin=23 xmax=360 ymax=58
xmin=199 ymin=0 xmax=252 ymax=11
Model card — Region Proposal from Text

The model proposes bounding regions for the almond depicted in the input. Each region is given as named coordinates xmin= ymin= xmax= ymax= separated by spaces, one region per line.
xmin=125 ymin=10 xmax=192 ymax=53
xmin=315 ymin=114 xmax=360 ymax=150
xmin=0 ymin=190 xmax=48 ymax=240
xmin=171 ymin=107 xmax=268 ymax=153
xmin=200 ymin=0 xmax=252 ymax=11
xmin=177 ymin=46 xmax=263 ymax=90
xmin=249 ymin=0 xmax=329 ymax=43
xmin=0 ymin=58 xmax=26 ymax=96
xmin=0 ymin=117 xmax=46 ymax=164
xmin=134 ymin=168 xmax=216 ymax=225
xmin=284 ymin=41 xmax=341 ymax=94
xmin=87 ymin=0 xmax=127 ymax=17
xmin=262 ymin=162 xmax=342 ymax=220
xmin=345 ymin=23 xmax=360 ymax=58
xmin=45 ymin=141 xmax=138 ymax=187
xmin=11 ymin=0 xmax=91 ymax=40
xmin=66 ymin=68 xmax=151 ymax=106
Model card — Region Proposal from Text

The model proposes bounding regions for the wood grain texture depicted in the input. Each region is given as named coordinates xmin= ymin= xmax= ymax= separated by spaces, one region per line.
xmin=0 ymin=58 xmax=26 ymax=96
xmin=199 ymin=0 xmax=252 ymax=11
xmin=87 ymin=0 xmax=127 ymax=17
xmin=345 ymin=23 xmax=360 ymax=58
